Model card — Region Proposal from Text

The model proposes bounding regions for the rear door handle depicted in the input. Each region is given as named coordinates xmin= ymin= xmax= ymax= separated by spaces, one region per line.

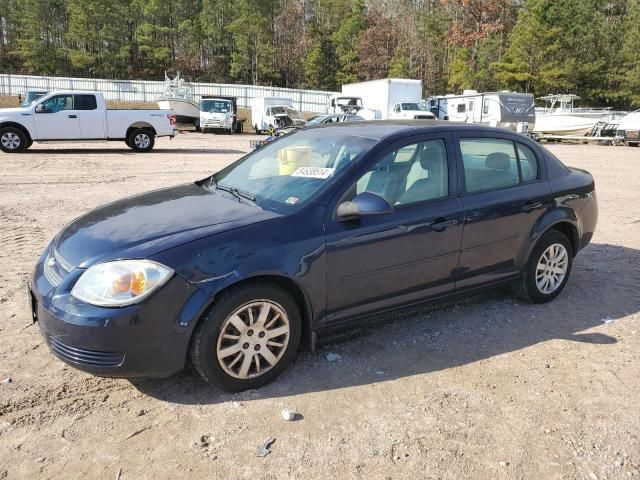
xmin=68 ymin=114 xmax=77 ymax=119
xmin=522 ymin=200 xmax=543 ymax=212
xmin=430 ymin=218 xmax=458 ymax=232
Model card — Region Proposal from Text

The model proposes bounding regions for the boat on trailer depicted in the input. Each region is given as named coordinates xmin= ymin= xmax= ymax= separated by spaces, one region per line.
xmin=533 ymin=94 xmax=626 ymax=136
xmin=155 ymin=72 xmax=200 ymax=125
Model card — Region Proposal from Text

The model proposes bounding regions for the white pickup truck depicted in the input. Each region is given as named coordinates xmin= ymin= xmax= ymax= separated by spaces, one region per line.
xmin=0 ymin=91 xmax=177 ymax=153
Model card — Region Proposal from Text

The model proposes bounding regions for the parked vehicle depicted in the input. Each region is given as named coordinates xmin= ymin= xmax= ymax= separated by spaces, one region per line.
xmin=30 ymin=121 xmax=598 ymax=391
xmin=306 ymin=113 xmax=364 ymax=126
xmin=341 ymin=78 xmax=423 ymax=120
xmin=200 ymin=98 xmax=234 ymax=134
xmin=328 ymin=95 xmax=365 ymax=115
xmin=533 ymin=94 xmax=626 ymax=137
xmin=426 ymin=91 xmax=535 ymax=133
xmin=389 ymin=102 xmax=435 ymax=120
xmin=615 ymin=110 xmax=640 ymax=146
xmin=251 ymin=97 xmax=305 ymax=134
xmin=0 ymin=91 xmax=176 ymax=153
xmin=201 ymin=95 xmax=243 ymax=133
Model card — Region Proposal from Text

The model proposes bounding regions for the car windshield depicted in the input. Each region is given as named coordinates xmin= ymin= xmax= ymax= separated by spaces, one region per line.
xmin=201 ymin=100 xmax=231 ymax=113
xmin=401 ymin=103 xmax=427 ymax=111
xmin=337 ymin=97 xmax=362 ymax=106
xmin=208 ymin=130 xmax=377 ymax=212
xmin=306 ymin=116 xmax=325 ymax=125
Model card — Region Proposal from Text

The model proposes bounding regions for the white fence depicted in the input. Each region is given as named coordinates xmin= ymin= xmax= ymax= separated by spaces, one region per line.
xmin=0 ymin=74 xmax=338 ymax=113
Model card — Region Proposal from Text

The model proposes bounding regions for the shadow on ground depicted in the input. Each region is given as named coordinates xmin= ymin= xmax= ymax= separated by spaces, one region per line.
xmin=24 ymin=148 xmax=247 ymax=155
xmin=132 ymin=242 xmax=640 ymax=404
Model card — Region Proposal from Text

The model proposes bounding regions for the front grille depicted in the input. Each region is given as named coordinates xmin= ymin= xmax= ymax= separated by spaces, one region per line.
xmin=48 ymin=336 xmax=125 ymax=368
xmin=43 ymin=249 xmax=71 ymax=287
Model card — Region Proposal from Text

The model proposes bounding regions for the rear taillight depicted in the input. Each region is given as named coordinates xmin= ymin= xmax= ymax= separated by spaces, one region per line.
xmin=167 ymin=114 xmax=176 ymax=126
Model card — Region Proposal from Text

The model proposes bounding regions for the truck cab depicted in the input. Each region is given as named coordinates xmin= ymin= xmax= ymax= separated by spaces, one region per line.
xmin=390 ymin=102 xmax=435 ymax=120
xmin=200 ymin=98 xmax=233 ymax=134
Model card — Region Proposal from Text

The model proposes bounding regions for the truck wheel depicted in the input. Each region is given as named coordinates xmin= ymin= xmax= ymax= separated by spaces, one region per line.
xmin=0 ymin=127 xmax=28 ymax=153
xmin=127 ymin=129 xmax=155 ymax=152
xmin=254 ymin=125 xmax=261 ymax=134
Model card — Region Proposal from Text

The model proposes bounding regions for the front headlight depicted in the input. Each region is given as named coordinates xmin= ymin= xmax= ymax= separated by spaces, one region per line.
xmin=71 ymin=260 xmax=174 ymax=307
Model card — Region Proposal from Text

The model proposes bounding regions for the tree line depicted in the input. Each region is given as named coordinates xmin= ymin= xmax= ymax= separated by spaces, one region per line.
xmin=0 ymin=0 xmax=638 ymax=108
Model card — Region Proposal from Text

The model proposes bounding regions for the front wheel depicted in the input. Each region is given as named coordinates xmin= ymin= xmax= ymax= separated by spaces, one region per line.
xmin=0 ymin=127 xmax=28 ymax=153
xmin=126 ymin=128 xmax=155 ymax=152
xmin=190 ymin=284 xmax=301 ymax=392
xmin=513 ymin=230 xmax=573 ymax=303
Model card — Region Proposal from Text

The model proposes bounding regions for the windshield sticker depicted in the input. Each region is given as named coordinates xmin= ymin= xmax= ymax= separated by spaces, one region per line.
xmin=291 ymin=167 xmax=334 ymax=179
xmin=285 ymin=197 xmax=299 ymax=205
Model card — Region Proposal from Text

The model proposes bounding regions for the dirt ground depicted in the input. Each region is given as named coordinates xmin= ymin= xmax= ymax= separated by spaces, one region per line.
xmin=0 ymin=133 xmax=639 ymax=480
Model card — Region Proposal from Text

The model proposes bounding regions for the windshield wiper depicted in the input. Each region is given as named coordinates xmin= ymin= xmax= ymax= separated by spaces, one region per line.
xmin=216 ymin=182 xmax=256 ymax=205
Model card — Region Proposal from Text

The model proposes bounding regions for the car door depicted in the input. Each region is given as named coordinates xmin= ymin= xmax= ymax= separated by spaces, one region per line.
xmin=33 ymin=94 xmax=81 ymax=140
xmin=454 ymin=133 xmax=551 ymax=288
xmin=324 ymin=134 xmax=464 ymax=325
xmin=74 ymin=94 xmax=106 ymax=139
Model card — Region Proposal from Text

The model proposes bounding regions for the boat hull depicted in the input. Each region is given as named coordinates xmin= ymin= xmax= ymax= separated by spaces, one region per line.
xmin=156 ymin=98 xmax=200 ymax=123
xmin=533 ymin=113 xmax=601 ymax=136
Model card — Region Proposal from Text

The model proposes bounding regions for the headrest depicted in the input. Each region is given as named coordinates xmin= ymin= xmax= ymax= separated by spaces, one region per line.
xmin=419 ymin=142 xmax=446 ymax=169
xmin=485 ymin=152 xmax=510 ymax=171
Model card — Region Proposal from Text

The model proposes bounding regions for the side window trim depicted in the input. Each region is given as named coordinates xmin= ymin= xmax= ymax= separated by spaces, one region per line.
xmin=514 ymin=142 xmax=540 ymax=183
xmin=454 ymin=133 xmax=544 ymax=196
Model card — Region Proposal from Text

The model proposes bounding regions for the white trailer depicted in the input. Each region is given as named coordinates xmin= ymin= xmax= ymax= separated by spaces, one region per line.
xmin=340 ymin=78 xmax=424 ymax=120
xmin=426 ymin=90 xmax=535 ymax=133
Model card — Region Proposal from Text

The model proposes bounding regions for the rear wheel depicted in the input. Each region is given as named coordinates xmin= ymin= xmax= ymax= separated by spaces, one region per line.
xmin=513 ymin=230 xmax=573 ymax=303
xmin=0 ymin=127 xmax=28 ymax=153
xmin=126 ymin=128 xmax=155 ymax=152
xmin=190 ymin=283 xmax=301 ymax=392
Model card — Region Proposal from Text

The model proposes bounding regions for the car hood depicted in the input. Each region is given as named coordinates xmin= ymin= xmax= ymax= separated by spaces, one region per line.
xmin=54 ymin=183 xmax=280 ymax=268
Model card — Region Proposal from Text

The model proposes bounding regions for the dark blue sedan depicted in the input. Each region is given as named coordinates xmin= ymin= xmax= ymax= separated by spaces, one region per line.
xmin=30 ymin=122 xmax=598 ymax=391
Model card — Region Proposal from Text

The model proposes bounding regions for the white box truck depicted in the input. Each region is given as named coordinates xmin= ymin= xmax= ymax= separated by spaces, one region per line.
xmin=340 ymin=78 xmax=428 ymax=120
xmin=250 ymin=97 xmax=305 ymax=134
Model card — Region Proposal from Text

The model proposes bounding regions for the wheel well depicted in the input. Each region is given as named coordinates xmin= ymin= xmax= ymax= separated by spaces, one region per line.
xmin=127 ymin=123 xmax=156 ymax=138
xmin=0 ymin=122 xmax=32 ymax=142
xmin=548 ymin=222 xmax=579 ymax=255
xmin=195 ymin=275 xmax=314 ymax=351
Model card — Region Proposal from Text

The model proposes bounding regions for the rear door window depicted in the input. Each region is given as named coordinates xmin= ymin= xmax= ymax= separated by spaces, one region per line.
xmin=460 ymin=138 xmax=520 ymax=193
xmin=74 ymin=94 xmax=97 ymax=110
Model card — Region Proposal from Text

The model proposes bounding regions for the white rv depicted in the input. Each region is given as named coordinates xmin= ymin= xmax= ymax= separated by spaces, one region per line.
xmin=426 ymin=90 xmax=535 ymax=133
xmin=616 ymin=110 xmax=640 ymax=146
xmin=250 ymin=97 xmax=304 ymax=134
xmin=340 ymin=78 xmax=425 ymax=120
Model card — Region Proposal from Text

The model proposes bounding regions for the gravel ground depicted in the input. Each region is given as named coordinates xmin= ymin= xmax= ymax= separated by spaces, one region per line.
xmin=0 ymin=133 xmax=639 ymax=480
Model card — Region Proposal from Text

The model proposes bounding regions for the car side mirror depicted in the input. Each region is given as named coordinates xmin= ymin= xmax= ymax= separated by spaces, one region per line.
xmin=336 ymin=192 xmax=392 ymax=221
xmin=35 ymin=104 xmax=47 ymax=113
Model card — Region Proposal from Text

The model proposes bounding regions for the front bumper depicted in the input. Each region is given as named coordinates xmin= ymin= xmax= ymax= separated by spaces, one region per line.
xmin=202 ymin=119 xmax=232 ymax=129
xmin=30 ymin=248 xmax=202 ymax=378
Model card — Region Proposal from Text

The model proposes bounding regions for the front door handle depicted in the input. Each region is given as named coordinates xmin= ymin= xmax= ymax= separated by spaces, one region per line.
xmin=68 ymin=114 xmax=77 ymax=119
xmin=522 ymin=200 xmax=543 ymax=212
xmin=430 ymin=218 xmax=458 ymax=232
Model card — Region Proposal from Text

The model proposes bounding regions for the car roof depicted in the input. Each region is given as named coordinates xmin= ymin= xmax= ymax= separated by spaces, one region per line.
xmin=309 ymin=120 xmax=523 ymax=140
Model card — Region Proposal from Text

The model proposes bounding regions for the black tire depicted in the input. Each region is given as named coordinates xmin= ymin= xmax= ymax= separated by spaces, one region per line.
xmin=126 ymin=128 xmax=155 ymax=152
xmin=513 ymin=230 xmax=573 ymax=303
xmin=254 ymin=124 xmax=261 ymax=134
xmin=190 ymin=283 xmax=302 ymax=392
xmin=0 ymin=127 xmax=28 ymax=153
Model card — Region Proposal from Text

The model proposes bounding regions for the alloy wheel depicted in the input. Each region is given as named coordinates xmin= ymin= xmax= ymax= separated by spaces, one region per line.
xmin=535 ymin=243 xmax=569 ymax=294
xmin=134 ymin=133 xmax=151 ymax=149
xmin=216 ymin=300 xmax=290 ymax=379
xmin=1 ymin=132 xmax=21 ymax=150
